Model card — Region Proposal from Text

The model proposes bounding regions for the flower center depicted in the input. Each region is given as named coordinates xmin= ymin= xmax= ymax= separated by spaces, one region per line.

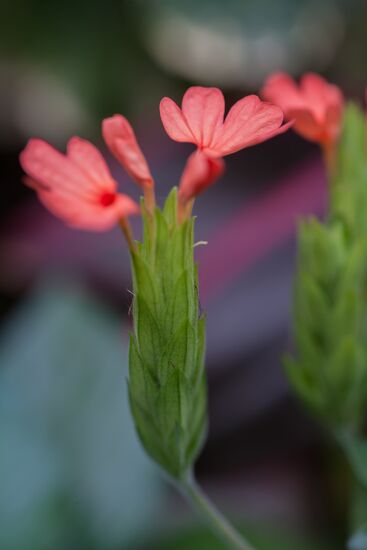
xmin=99 ymin=191 xmax=116 ymax=207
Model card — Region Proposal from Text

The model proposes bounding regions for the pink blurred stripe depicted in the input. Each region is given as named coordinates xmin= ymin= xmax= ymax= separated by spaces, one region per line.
xmin=198 ymin=159 xmax=327 ymax=303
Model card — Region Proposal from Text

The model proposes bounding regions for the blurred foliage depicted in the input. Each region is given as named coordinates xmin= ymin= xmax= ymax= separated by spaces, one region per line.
xmin=142 ymin=0 xmax=366 ymax=88
xmin=1 ymin=1 xmax=161 ymax=119
xmin=285 ymin=104 xmax=367 ymax=431
xmin=151 ymin=522 xmax=337 ymax=550
xmin=0 ymin=279 xmax=341 ymax=549
xmin=0 ymin=280 xmax=162 ymax=549
xmin=349 ymin=527 xmax=367 ymax=550
xmin=2 ymin=0 xmax=367 ymax=125
xmin=285 ymin=105 xmax=367 ymax=547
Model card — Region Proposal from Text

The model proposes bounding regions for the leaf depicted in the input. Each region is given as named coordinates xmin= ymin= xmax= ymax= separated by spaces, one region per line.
xmin=332 ymin=103 xmax=367 ymax=239
xmin=158 ymin=321 xmax=192 ymax=382
xmin=293 ymin=322 xmax=323 ymax=373
xmin=191 ymin=315 xmax=206 ymax=385
xmin=128 ymin=335 xmax=159 ymax=407
xmin=139 ymin=197 xmax=158 ymax=264
xmin=298 ymin=218 xmax=345 ymax=286
xmin=337 ymin=103 xmax=367 ymax=181
xmin=163 ymin=187 xmax=178 ymax=227
xmin=128 ymin=392 xmax=173 ymax=475
xmin=294 ymin=272 xmax=329 ymax=332
xmin=325 ymin=338 xmax=366 ymax=424
xmin=131 ymin=251 xmax=159 ymax=327
xmin=156 ymin=369 xmax=189 ymax=435
xmin=154 ymin=208 xmax=170 ymax=283
xmin=184 ymin=374 xmax=208 ymax=466
xmin=165 ymin=270 xmax=189 ymax=332
xmin=330 ymin=291 xmax=361 ymax=343
xmin=135 ymin=293 xmax=161 ymax=366
xmin=284 ymin=356 xmax=324 ymax=413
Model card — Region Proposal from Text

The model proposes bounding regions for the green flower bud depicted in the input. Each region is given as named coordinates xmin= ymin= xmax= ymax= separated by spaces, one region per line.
xmin=128 ymin=188 xmax=207 ymax=479
xmin=286 ymin=104 xmax=367 ymax=431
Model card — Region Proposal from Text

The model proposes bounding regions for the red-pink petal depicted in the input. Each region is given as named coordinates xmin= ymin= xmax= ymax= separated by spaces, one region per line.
xmin=20 ymin=139 xmax=96 ymax=200
xmin=102 ymin=115 xmax=153 ymax=188
xmin=178 ymin=150 xmax=225 ymax=203
xmin=72 ymin=194 xmax=138 ymax=230
xmin=20 ymin=137 xmax=139 ymax=231
xmin=300 ymin=73 xmax=344 ymax=133
xmin=23 ymin=175 xmax=50 ymax=192
xmin=301 ymin=73 xmax=342 ymax=106
xmin=181 ymin=86 xmax=225 ymax=148
xmin=211 ymin=95 xmax=288 ymax=156
xmin=67 ymin=137 xmax=116 ymax=193
xmin=262 ymin=71 xmax=344 ymax=145
xmin=38 ymin=189 xmax=138 ymax=231
xmin=286 ymin=107 xmax=323 ymax=142
xmin=159 ymin=97 xmax=194 ymax=143
xmin=261 ymin=72 xmax=305 ymax=113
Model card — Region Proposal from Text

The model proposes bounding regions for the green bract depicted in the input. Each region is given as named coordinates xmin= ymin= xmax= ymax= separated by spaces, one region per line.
xmin=128 ymin=188 xmax=207 ymax=479
xmin=286 ymin=103 xmax=367 ymax=431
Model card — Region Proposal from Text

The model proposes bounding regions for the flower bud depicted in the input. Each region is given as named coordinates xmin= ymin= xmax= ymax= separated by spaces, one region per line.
xmin=128 ymin=189 xmax=207 ymax=478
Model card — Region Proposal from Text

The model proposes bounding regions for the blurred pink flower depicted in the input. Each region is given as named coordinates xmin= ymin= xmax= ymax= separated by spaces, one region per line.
xmin=179 ymin=150 xmax=225 ymax=204
xmin=261 ymin=72 xmax=344 ymax=147
xmin=20 ymin=137 xmax=139 ymax=231
xmin=160 ymin=86 xmax=291 ymax=157
xmin=102 ymin=115 xmax=154 ymax=189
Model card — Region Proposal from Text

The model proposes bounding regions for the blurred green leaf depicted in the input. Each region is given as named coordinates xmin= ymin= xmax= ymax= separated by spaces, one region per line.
xmin=151 ymin=522 xmax=337 ymax=550
xmin=349 ymin=527 xmax=367 ymax=550
xmin=0 ymin=280 xmax=162 ymax=550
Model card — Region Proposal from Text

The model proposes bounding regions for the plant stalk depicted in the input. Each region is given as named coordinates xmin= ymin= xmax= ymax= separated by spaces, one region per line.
xmin=179 ymin=472 xmax=256 ymax=550
xmin=144 ymin=183 xmax=156 ymax=215
xmin=119 ymin=217 xmax=136 ymax=252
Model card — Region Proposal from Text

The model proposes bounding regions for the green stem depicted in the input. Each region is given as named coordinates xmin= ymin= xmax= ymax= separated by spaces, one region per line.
xmin=334 ymin=430 xmax=367 ymax=547
xmin=119 ymin=217 xmax=137 ymax=253
xmin=143 ymin=183 xmax=156 ymax=215
xmin=179 ymin=472 xmax=256 ymax=550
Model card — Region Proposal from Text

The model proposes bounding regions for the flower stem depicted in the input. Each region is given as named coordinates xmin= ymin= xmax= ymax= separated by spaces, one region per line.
xmin=144 ymin=184 xmax=156 ymax=215
xmin=322 ymin=141 xmax=336 ymax=177
xmin=178 ymin=197 xmax=194 ymax=223
xmin=119 ymin=217 xmax=136 ymax=253
xmin=179 ymin=472 xmax=256 ymax=550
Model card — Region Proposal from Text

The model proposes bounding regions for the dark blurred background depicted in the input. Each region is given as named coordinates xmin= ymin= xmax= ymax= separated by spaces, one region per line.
xmin=1 ymin=1 xmax=366 ymax=548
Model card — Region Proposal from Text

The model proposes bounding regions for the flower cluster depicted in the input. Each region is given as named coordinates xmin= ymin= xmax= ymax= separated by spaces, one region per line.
xmin=20 ymin=73 xmax=344 ymax=233
xmin=20 ymin=117 xmax=151 ymax=232
xmin=261 ymin=72 xmax=344 ymax=168
xmin=20 ymin=85 xmax=292 ymax=232
xmin=160 ymin=87 xmax=291 ymax=206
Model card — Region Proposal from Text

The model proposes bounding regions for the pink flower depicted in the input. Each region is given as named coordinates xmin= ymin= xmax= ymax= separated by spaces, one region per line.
xmin=179 ymin=150 xmax=225 ymax=204
xmin=19 ymin=137 xmax=139 ymax=231
xmin=159 ymin=86 xmax=291 ymax=157
xmin=261 ymin=72 xmax=344 ymax=146
xmin=102 ymin=115 xmax=154 ymax=189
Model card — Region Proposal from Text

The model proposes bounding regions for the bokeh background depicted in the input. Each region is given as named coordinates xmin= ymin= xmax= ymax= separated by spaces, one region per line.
xmin=1 ymin=1 xmax=366 ymax=548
